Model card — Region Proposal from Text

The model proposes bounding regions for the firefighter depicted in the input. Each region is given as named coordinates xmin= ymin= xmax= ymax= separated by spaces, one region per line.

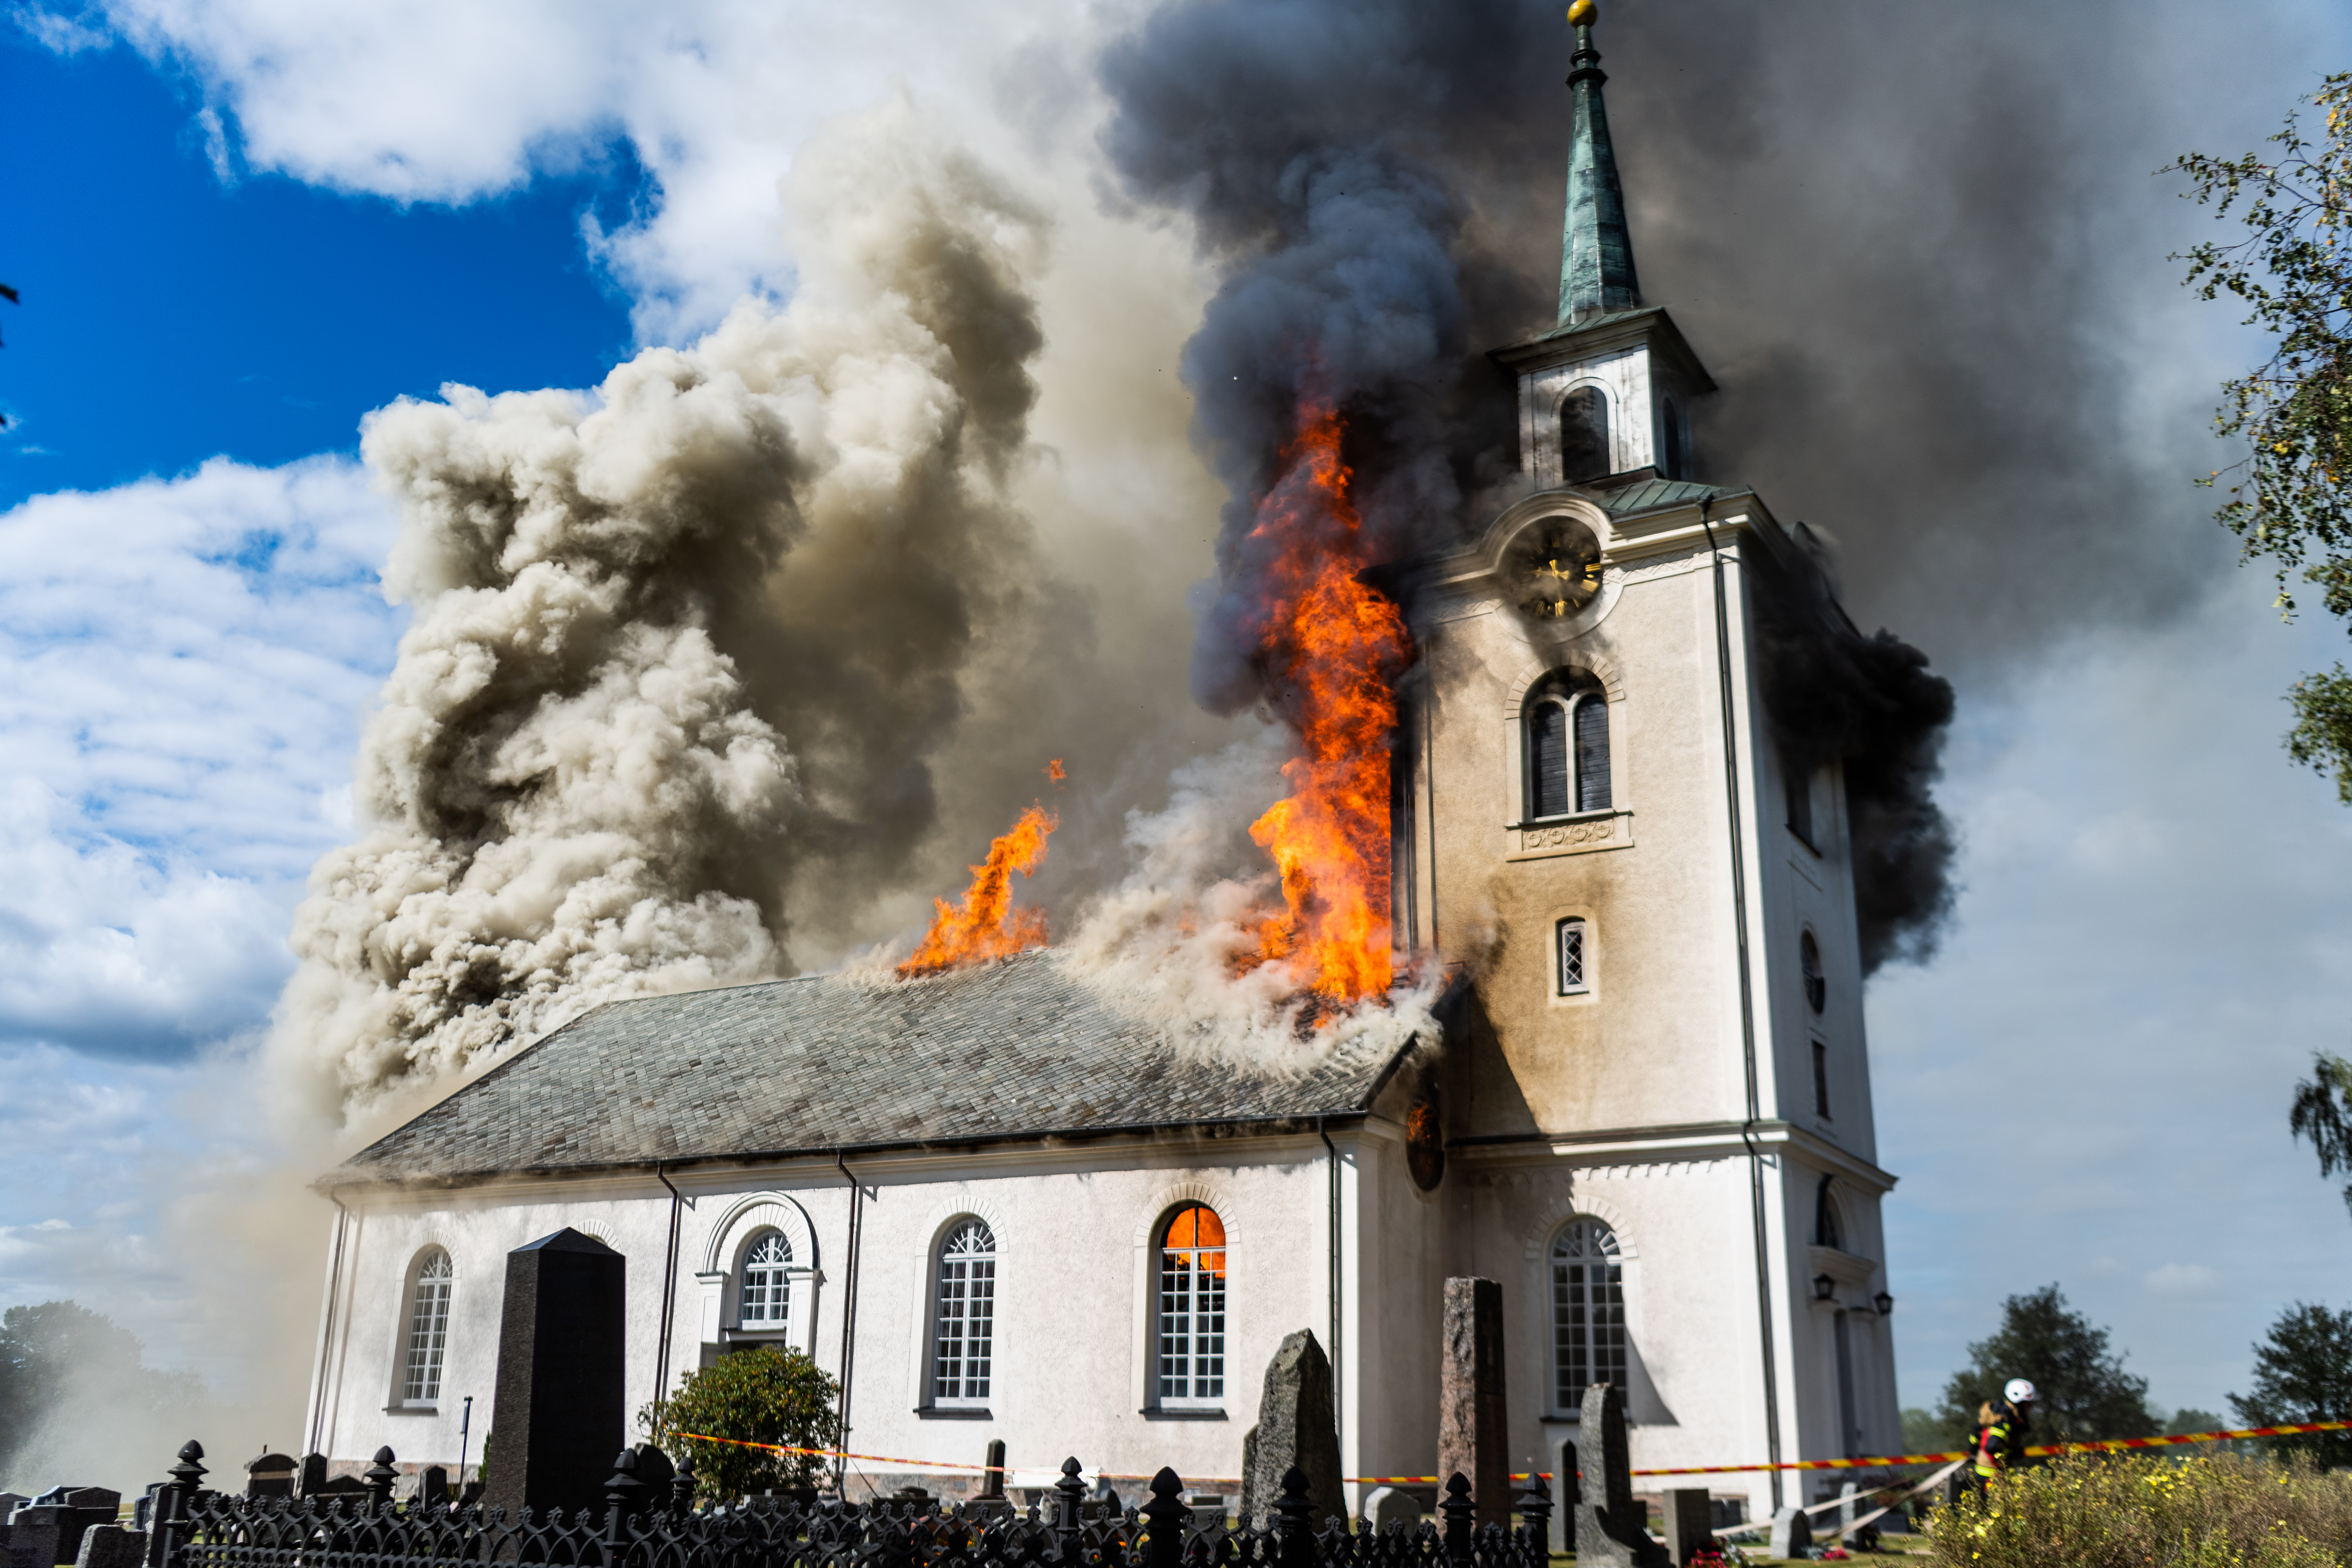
xmin=1971 ymin=1379 xmax=2038 ymax=1489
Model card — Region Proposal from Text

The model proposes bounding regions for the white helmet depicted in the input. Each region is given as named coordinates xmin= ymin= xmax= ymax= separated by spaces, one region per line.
xmin=2004 ymin=1378 xmax=2038 ymax=1405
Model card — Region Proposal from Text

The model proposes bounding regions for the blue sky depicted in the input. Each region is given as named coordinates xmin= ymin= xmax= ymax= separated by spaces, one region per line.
xmin=1 ymin=0 xmax=2349 ymax=1477
xmin=0 ymin=34 xmax=637 ymax=506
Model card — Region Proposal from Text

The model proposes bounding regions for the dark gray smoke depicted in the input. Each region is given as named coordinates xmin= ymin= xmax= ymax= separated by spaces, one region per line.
xmin=1756 ymin=547 xmax=1957 ymax=972
xmin=1097 ymin=0 xmax=2300 ymax=969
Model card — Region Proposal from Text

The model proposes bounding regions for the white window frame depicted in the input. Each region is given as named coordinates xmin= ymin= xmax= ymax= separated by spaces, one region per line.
xmin=1522 ymin=679 xmax=1612 ymax=824
xmin=1549 ymin=1218 xmax=1627 ymax=1417
xmin=735 ymin=1229 xmax=794 ymax=1334
xmin=1557 ymin=917 xmax=1590 ymax=996
xmin=1555 ymin=380 xmax=1617 ymax=486
xmin=1153 ymin=1204 xmax=1227 ymax=1410
xmin=399 ymin=1248 xmax=453 ymax=1410
xmin=929 ymin=1219 xmax=997 ymax=1408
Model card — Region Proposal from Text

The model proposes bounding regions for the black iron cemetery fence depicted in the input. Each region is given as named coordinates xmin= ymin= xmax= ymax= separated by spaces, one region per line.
xmin=143 ymin=1443 xmax=1550 ymax=1568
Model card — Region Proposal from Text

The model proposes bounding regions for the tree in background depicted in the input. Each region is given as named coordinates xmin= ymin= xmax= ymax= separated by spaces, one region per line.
xmin=2173 ymin=74 xmax=2352 ymax=799
xmin=1934 ymin=1284 xmax=2156 ymax=1446
xmin=643 ymin=1346 xmax=841 ymax=1503
xmin=2290 ymin=1052 xmax=2352 ymax=1215
xmin=0 ymin=1301 xmax=206 ymax=1487
xmin=2230 ymin=1301 xmax=2352 ymax=1468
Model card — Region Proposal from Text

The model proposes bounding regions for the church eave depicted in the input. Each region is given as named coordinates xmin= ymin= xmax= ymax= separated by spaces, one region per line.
xmin=1487 ymin=305 xmax=1717 ymax=393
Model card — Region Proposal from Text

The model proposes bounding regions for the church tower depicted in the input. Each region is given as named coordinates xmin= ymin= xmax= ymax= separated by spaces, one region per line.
xmin=1389 ymin=0 xmax=1901 ymax=1515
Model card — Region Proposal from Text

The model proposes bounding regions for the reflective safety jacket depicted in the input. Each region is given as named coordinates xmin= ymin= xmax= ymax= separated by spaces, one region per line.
xmin=1973 ymin=1398 xmax=2030 ymax=1478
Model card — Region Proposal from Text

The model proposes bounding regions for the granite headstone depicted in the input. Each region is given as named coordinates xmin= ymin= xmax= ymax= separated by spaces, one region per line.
xmin=483 ymin=1228 xmax=626 ymax=1521
xmin=1237 ymin=1330 xmax=1342 ymax=1530
xmin=1661 ymin=1489 xmax=1711 ymax=1565
xmin=1767 ymin=1506 xmax=1813 ymax=1559
xmin=1573 ymin=1383 xmax=1666 ymax=1568
xmin=1436 ymin=1279 xmax=1508 ymax=1528
xmin=245 ymin=1454 xmax=297 ymax=1500
xmin=68 ymin=1527 xmax=142 ymax=1568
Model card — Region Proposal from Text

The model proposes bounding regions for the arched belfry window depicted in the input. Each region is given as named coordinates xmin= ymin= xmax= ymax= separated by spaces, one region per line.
xmin=931 ymin=1220 xmax=996 ymax=1406
xmin=1526 ymin=673 xmax=1612 ymax=819
xmin=1560 ymin=386 xmax=1611 ymax=483
xmin=739 ymin=1230 xmax=792 ymax=1329
xmin=1550 ymin=1219 xmax=1626 ymax=1412
xmin=1155 ymin=1204 xmax=1226 ymax=1408
xmin=400 ymin=1248 xmax=452 ymax=1407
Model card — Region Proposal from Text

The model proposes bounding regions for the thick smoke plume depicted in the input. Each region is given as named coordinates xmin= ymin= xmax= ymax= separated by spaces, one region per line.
xmin=275 ymin=104 xmax=1056 ymax=1113
xmin=1094 ymin=0 xmax=2266 ymax=970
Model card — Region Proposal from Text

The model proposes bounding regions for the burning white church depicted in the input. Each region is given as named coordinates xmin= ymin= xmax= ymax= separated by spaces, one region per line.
xmin=299 ymin=2 xmax=1919 ymax=1529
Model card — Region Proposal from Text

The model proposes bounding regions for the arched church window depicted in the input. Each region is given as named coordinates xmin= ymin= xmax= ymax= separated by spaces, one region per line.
xmin=931 ymin=1219 xmax=996 ymax=1406
xmin=1560 ymin=387 xmax=1611 ymax=482
xmin=1814 ymin=1176 xmax=1846 ymax=1250
xmin=739 ymin=1230 xmax=792 ymax=1328
xmin=1660 ymin=398 xmax=1683 ymax=479
xmin=400 ymin=1248 xmax=453 ymax=1407
xmin=1155 ymin=1204 xmax=1226 ymax=1407
xmin=1550 ymin=1219 xmax=1626 ymax=1412
xmin=1801 ymin=930 xmax=1826 ymax=1013
xmin=1526 ymin=674 xmax=1611 ymax=819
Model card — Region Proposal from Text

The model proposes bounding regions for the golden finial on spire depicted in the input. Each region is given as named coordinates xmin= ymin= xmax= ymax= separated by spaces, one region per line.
xmin=1567 ymin=0 xmax=1597 ymax=28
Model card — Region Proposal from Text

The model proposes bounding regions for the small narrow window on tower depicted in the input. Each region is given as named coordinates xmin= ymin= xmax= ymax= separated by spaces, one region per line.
xmin=1813 ymin=1038 xmax=1832 ymax=1120
xmin=1660 ymin=399 xmax=1682 ymax=479
xmin=1560 ymin=386 xmax=1611 ymax=483
xmin=1786 ymin=754 xmax=1815 ymax=848
xmin=1801 ymin=930 xmax=1827 ymax=1014
xmin=1557 ymin=917 xmax=1589 ymax=995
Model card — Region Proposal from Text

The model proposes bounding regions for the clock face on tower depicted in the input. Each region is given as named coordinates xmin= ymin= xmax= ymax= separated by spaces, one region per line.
xmin=1507 ymin=518 xmax=1604 ymax=624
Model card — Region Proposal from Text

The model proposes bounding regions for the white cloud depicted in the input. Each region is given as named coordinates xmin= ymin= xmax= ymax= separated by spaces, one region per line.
xmin=2146 ymin=1263 xmax=2223 ymax=1298
xmin=0 ymin=457 xmax=400 ymax=1057
xmin=61 ymin=0 xmax=1126 ymax=341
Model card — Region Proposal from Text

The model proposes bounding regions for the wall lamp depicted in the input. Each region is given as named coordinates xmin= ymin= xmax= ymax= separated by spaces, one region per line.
xmin=1875 ymin=1290 xmax=1895 ymax=1316
xmin=1813 ymin=1273 xmax=1836 ymax=1302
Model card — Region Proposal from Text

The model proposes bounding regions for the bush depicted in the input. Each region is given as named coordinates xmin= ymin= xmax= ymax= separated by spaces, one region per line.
xmin=1923 ymin=1452 xmax=2352 ymax=1567
xmin=642 ymin=1346 xmax=842 ymax=1503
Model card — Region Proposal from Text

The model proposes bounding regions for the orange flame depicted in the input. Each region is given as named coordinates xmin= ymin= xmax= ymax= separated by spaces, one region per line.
xmin=1244 ymin=400 xmax=1412 ymax=1006
xmin=897 ymin=801 xmax=1058 ymax=977
xmin=1045 ymin=758 xmax=1067 ymax=782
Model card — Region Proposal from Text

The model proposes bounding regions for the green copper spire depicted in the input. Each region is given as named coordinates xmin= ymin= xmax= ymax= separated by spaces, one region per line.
xmin=1558 ymin=0 xmax=1642 ymax=323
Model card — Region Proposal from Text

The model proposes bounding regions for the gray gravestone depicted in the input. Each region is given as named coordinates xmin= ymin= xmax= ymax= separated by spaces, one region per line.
xmin=1573 ymin=1383 xmax=1666 ymax=1567
xmin=1237 ymin=1330 xmax=1342 ymax=1529
xmin=982 ymin=1440 xmax=1006 ymax=1500
xmin=1661 ymin=1489 xmax=1711 ymax=1565
xmin=483 ymin=1228 xmax=626 ymax=1521
xmin=1361 ymin=1486 xmax=1422 ymax=1533
xmin=1835 ymin=1480 xmax=1857 ymax=1542
xmin=1768 ymin=1506 xmax=1812 ymax=1559
xmin=9 ymin=1506 xmax=69 ymax=1568
xmin=245 ymin=1454 xmax=297 ymax=1500
xmin=68 ymin=1527 xmax=142 ymax=1568
xmin=1437 ymin=1279 xmax=1507 ymax=1528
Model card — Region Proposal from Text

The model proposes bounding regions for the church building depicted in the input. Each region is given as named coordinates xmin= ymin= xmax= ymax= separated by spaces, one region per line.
xmin=302 ymin=8 xmax=1902 ymax=1527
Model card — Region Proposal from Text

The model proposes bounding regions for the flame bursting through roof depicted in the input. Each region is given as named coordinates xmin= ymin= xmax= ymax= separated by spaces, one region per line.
xmin=1241 ymin=400 xmax=1412 ymax=1008
xmin=896 ymin=768 xmax=1062 ymax=977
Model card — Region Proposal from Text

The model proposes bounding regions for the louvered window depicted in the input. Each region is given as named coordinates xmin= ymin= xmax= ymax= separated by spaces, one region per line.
xmin=1575 ymin=697 xmax=1611 ymax=811
xmin=1560 ymin=387 xmax=1611 ymax=482
xmin=1550 ymin=1220 xmax=1626 ymax=1412
xmin=1530 ymin=701 xmax=1570 ymax=818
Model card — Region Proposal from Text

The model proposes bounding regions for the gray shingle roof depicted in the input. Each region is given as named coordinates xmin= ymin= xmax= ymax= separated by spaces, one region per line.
xmin=327 ymin=952 xmax=1415 ymax=1187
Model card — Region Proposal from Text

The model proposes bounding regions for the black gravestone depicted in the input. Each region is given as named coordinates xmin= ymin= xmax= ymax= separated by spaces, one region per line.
xmin=415 ymin=1468 xmax=447 ymax=1508
xmin=295 ymin=1456 xmax=328 ymax=1501
xmin=245 ymin=1454 xmax=297 ymax=1500
xmin=483 ymin=1228 xmax=626 ymax=1521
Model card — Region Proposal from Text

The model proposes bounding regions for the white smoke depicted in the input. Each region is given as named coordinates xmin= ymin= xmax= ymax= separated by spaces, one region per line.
xmin=273 ymin=100 xmax=1055 ymax=1116
xmin=1065 ymin=735 xmax=1440 ymax=1071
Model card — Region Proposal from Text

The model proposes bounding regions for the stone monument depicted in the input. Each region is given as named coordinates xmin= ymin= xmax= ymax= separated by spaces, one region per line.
xmin=482 ymin=1228 xmax=626 ymax=1521
xmin=1660 ymin=1488 xmax=1711 ymax=1565
xmin=1436 ymin=1279 xmax=1507 ymax=1527
xmin=1573 ymin=1383 xmax=1666 ymax=1567
xmin=244 ymin=1454 xmax=297 ymax=1500
xmin=69 ymin=1527 xmax=142 ymax=1568
xmin=1237 ymin=1330 xmax=1342 ymax=1530
xmin=1767 ymin=1505 xmax=1813 ymax=1559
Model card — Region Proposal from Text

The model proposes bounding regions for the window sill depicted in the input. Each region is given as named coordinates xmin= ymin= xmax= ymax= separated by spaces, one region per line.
xmin=384 ymin=1405 xmax=438 ymax=1416
xmin=915 ymin=1407 xmax=992 ymax=1420
xmin=1141 ymin=1408 xmax=1228 ymax=1421
xmin=1507 ymin=807 xmax=1622 ymax=830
